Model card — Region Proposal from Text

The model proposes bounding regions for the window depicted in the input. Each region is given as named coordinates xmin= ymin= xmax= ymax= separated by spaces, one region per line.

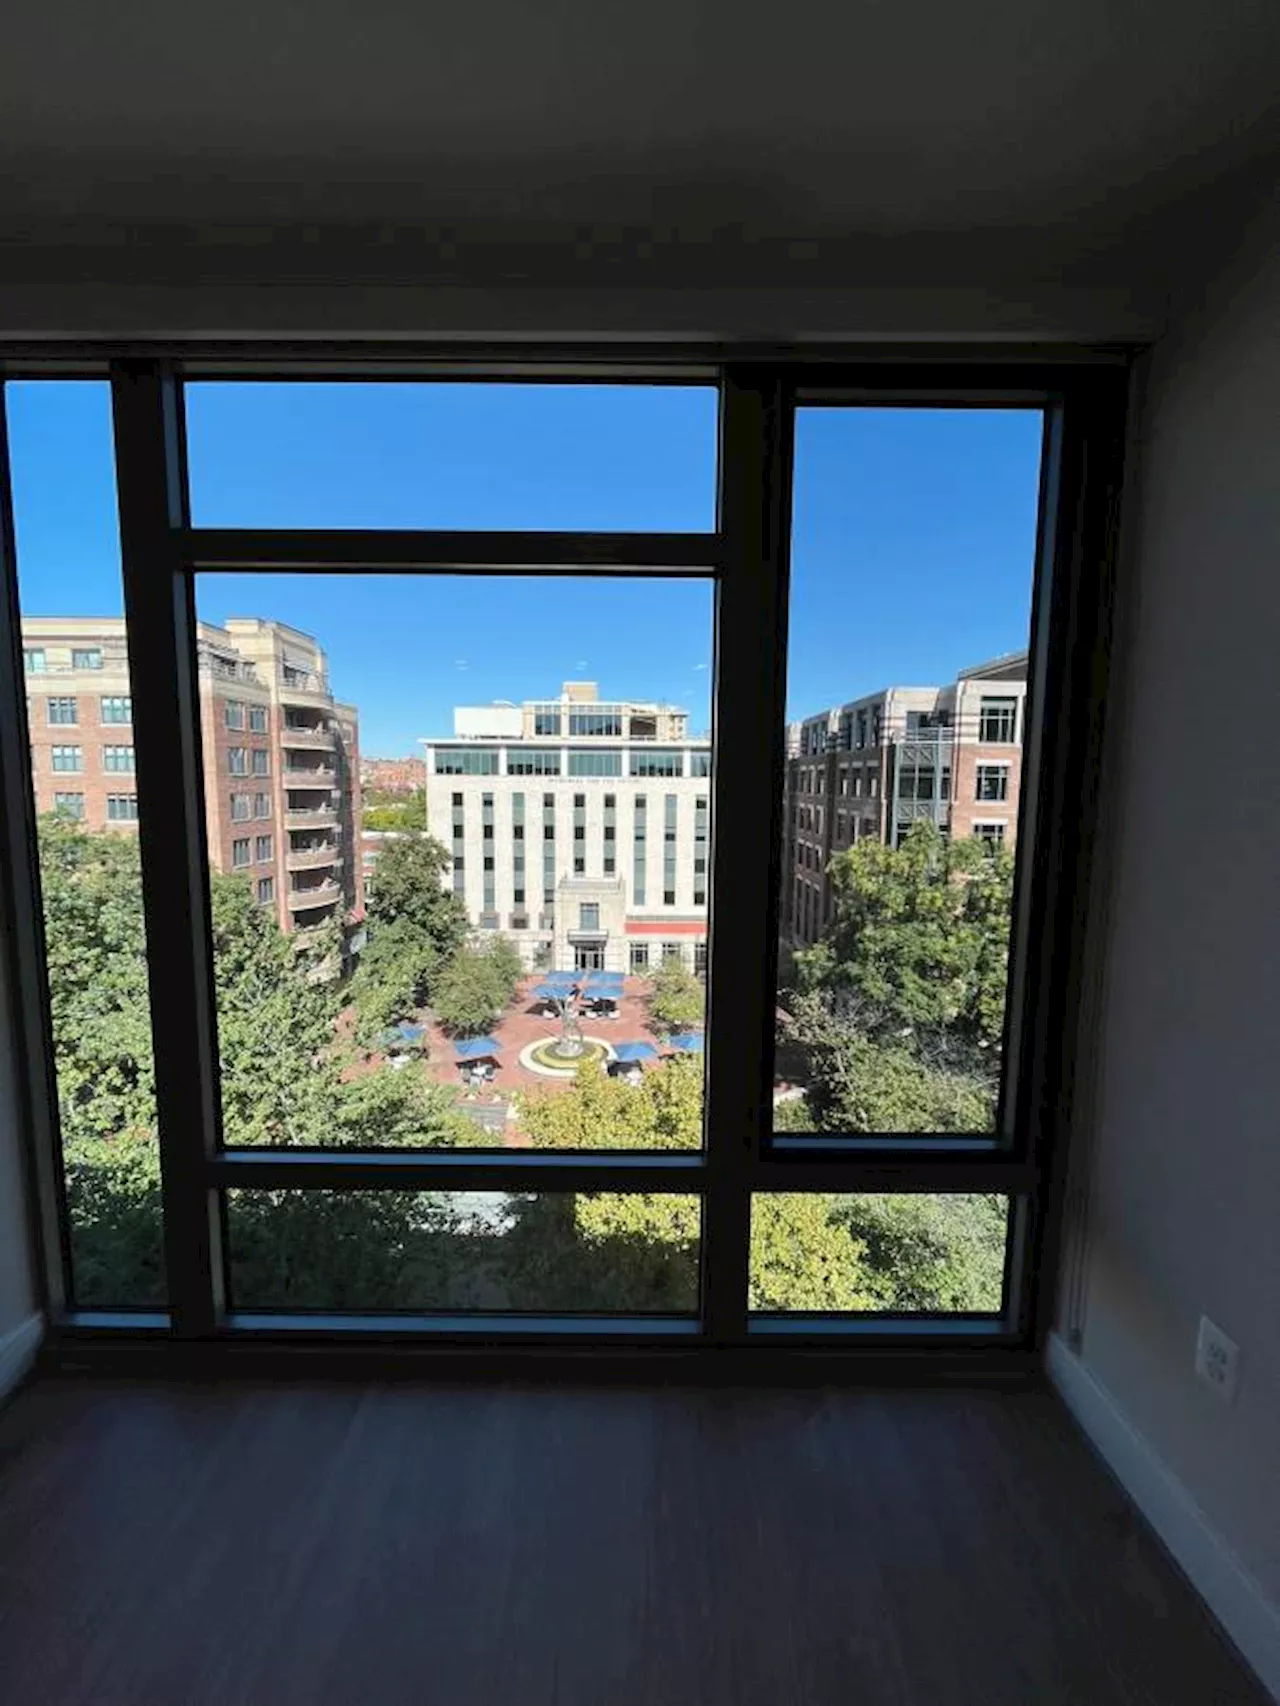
xmin=72 ymin=648 xmax=103 ymax=670
xmin=973 ymin=821 xmax=1007 ymax=846
xmin=102 ymin=744 xmax=135 ymax=773
xmin=629 ymin=749 xmax=683 ymax=776
xmin=633 ymin=794 xmax=647 ymax=906
xmin=227 ymin=746 xmax=248 ymax=775
xmin=567 ymin=749 xmax=622 ymax=777
xmin=257 ymin=877 xmax=275 ymax=905
xmin=255 ymin=835 xmax=273 ymax=862
xmin=775 ymin=403 xmax=1042 ymax=1141
xmin=435 ymin=747 xmax=500 ymax=775
xmin=106 ymin=794 xmax=139 ymax=822
xmin=3 ymin=365 xmax=1109 ymax=1361
xmin=232 ymin=838 xmax=251 ymax=868
xmin=46 ymin=696 xmax=78 ymax=724
xmin=50 ymin=745 xmax=82 ymax=772
xmin=224 ymin=700 xmax=245 ymax=730
xmin=254 ymin=793 xmax=271 ymax=819
xmin=533 ymin=709 xmax=561 ymax=736
xmin=52 ymin=792 xmax=85 ymax=818
xmin=979 ymin=697 xmax=1018 ymax=743
xmin=100 ymin=695 xmax=131 ymax=723
xmin=252 ymin=749 xmax=270 ymax=776
xmin=506 ymin=749 xmax=560 ymax=775
xmin=569 ymin=709 xmax=622 ymax=737
xmin=579 ymin=903 xmax=600 ymax=932
xmin=23 ymin=647 xmax=45 ymax=672
xmin=248 ymin=705 xmax=267 ymax=733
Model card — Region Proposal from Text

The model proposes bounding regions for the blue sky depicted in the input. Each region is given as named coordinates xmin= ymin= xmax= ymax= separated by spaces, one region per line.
xmin=6 ymin=381 xmax=1041 ymax=752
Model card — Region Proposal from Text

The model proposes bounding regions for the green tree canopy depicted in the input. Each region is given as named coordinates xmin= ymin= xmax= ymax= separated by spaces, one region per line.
xmin=647 ymin=953 xmax=705 ymax=1033
xmin=431 ymin=937 xmax=522 ymax=1037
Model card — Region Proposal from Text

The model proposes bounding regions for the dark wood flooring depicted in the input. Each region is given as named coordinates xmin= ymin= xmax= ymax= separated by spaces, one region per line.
xmin=0 ymin=1376 xmax=1267 ymax=1705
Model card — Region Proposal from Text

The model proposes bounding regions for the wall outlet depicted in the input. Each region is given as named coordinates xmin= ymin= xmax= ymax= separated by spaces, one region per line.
xmin=1195 ymin=1315 xmax=1240 ymax=1404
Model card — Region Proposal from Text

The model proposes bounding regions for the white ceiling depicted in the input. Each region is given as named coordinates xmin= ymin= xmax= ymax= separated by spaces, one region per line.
xmin=0 ymin=0 xmax=1276 ymax=340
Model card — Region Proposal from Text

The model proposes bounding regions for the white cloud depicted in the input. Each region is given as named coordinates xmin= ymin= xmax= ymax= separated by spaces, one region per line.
xmin=454 ymin=658 xmax=469 ymax=669
xmin=692 ymin=662 xmax=708 ymax=671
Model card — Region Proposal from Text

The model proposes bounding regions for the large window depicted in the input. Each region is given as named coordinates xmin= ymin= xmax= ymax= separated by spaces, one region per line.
xmin=1 ymin=362 xmax=1120 ymax=1358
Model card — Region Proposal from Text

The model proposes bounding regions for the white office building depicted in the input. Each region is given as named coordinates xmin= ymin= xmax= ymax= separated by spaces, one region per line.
xmin=423 ymin=683 xmax=711 ymax=974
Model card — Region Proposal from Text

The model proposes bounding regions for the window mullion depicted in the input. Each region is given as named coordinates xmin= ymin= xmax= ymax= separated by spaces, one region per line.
xmin=702 ymin=370 xmax=794 ymax=1342
xmin=111 ymin=363 xmax=224 ymax=1338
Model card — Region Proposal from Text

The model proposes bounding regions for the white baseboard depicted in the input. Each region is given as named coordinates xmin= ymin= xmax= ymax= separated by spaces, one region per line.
xmin=1047 ymin=1331 xmax=1280 ymax=1702
xmin=0 ymin=1312 xmax=42 ymax=1404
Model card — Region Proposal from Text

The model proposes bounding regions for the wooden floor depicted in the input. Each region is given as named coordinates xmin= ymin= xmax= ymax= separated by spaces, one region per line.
xmin=0 ymin=1376 xmax=1266 ymax=1706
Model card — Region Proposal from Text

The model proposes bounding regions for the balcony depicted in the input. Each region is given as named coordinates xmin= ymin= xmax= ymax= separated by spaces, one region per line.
xmin=287 ymin=881 xmax=342 ymax=912
xmin=285 ymin=806 xmax=339 ymax=831
xmin=279 ymin=668 xmax=331 ymax=709
xmin=284 ymin=764 xmax=337 ymax=783
xmin=281 ymin=724 xmax=335 ymax=750
xmin=287 ymin=843 xmax=344 ymax=872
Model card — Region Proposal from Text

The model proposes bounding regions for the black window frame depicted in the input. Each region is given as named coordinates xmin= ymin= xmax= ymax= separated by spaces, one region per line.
xmin=0 ymin=354 xmax=1126 ymax=1372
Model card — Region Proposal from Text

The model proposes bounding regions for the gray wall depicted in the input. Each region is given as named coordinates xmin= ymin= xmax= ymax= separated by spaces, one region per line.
xmin=1058 ymin=194 xmax=1280 ymax=1671
xmin=0 ymin=891 xmax=39 ymax=1361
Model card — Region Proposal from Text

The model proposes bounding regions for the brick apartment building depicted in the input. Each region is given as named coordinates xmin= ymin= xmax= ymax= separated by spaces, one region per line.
xmin=423 ymin=682 xmax=711 ymax=974
xmin=361 ymin=755 xmax=426 ymax=795
xmin=783 ymin=652 xmax=1027 ymax=946
xmin=23 ymin=617 xmax=364 ymax=945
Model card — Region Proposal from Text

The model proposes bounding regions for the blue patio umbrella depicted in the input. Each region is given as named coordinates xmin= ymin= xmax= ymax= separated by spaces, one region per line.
xmin=543 ymin=970 xmax=581 ymax=989
xmin=396 ymin=1022 xmax=425 ymax=1042
xmin=613 ymin=1041 xmax=657 ymax=1063
xmin=666 ymin=1032 xmax=704 ymax=1053
xmin=454 ymin=1036 xmax=501 ymax=1060
xmin=531 ymin=982 xmax=570 ymax=1002
xmin=583 ymin=971 xmax=625 ymax=990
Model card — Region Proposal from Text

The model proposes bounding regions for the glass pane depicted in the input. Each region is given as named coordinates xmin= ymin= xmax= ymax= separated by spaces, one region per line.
xmin=195 ymin=573 xmax=712 ymax=1149
xmin=6 ymin=381 xmax=164 ymax=1308
xmin=775 ymin=408 xmax=1043 ymax=1137
xmin=226 ymin=1190 xmax=700 ymax=1313
xmin=749 ymin=1194 xmax=1010 ymax=1313
xmin=185 ymin=383 xmax=718 ymax=531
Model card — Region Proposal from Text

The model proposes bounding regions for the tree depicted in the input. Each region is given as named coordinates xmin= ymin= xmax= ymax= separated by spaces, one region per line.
xmin=431 ymin=940 xmax=518 ymax=1036
xmin=647 ymin=954 xmax=705 ymax=1033
xmin=832 ymin=1193 xmax=1008 ymax=1313
xmin=362 ymin=789 xmax=427 ymax=832
xmin=348 ymin=831 xmax=468 ymax=1043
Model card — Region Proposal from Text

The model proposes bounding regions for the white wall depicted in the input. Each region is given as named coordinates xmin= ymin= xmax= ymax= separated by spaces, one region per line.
xmin=0 ymin=893 xmax=42 ymax=1400
xmin=1050 ymin=196 xmax=1280 ymax=1698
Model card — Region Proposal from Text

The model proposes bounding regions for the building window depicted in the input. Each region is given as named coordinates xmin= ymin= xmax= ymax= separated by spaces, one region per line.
xmin=225 ymin=700 xmax=245 ymax=730
xmin=567 ymin=749 xmax=622 ymax=777
xmin=46 ymin=696 xmax=78 ymax=725
xmin=227 ymin=747 xmax=248 ymax=775
xmin=603 ymin=793 xmax=616 ymax=875
xmin=257 ymin=877 xmax=275 ymax=905
xmin=254 ymin=793 xmax=271 ymax=819
xmin=434 ymin=747 xmax=500 ymax=775
xmin=579 ymin=902 xmax=600 ymax=932
xmin=232 ymin=838 xmax=251 ymax=868
xmin=694 ymin=941 xmax=708 ymax=975
xmin=102 ymin=745 xmax=135 ymax=773
xmin=630 ymin=941 xmax=649 ymax=972
xmin=973 ymin=822 xmax=1007 ymax=846
xmin=506 ymin=749 xmax=561 ymax=776
xmin=693 ymin=795 xmax=709 ymax=907
xmin=573 ymin=792 xmax=586 ymax=875
xmin=533 ymin=709 xmax=561 ymax=736
xmin=249 ymin=705 xmax=267 ymax=733
xmin=978 ymin=698 xmax=1018 ymax=743
xmin=231 ymin=794 xmax=252 ymax=822
xmin=252 ymin=749 xmax=270 ymax=776
xmin=52 ymin=792 xmax=85 ymax=818
xmin=50 ymin=745 xmax=82 ymax=772
xmin=629 ymin=750 xmax=683 ymax=777
xmin=255 ymin=835 xmax=273 ymax=862
xmin=689 ymin=749 xmax=711 ymax=778
xmin=100 ymin=695 xmax=131 ymax=724
xmin=568 ymin=709 xmax=622 ymax=737
xmin=72 ymin=648 xmax=103 ymax=670
xmin=975 ymin=763 xmax=1010 ymax=802
xmin=633 ymin=793 xmax=647 ymax=907
xmin=663 ymin=793 xmax=678 ymax=906
xmin=662 ymin=942 xmax=683 ymax=965
xmin=23 ymin=648 xmax=45 ymax=673
xmin=542 ymin=793 xmax=556 ymax=906
xmin=106 ymin=794 xmax=138 ymax=822
xmin=512 ymin=792 xmax=525 ymax=910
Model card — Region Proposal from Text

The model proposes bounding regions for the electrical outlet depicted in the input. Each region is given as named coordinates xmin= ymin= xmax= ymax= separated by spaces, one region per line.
xmin=1195 ymin=1315 xmax=1240 ymax=1404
